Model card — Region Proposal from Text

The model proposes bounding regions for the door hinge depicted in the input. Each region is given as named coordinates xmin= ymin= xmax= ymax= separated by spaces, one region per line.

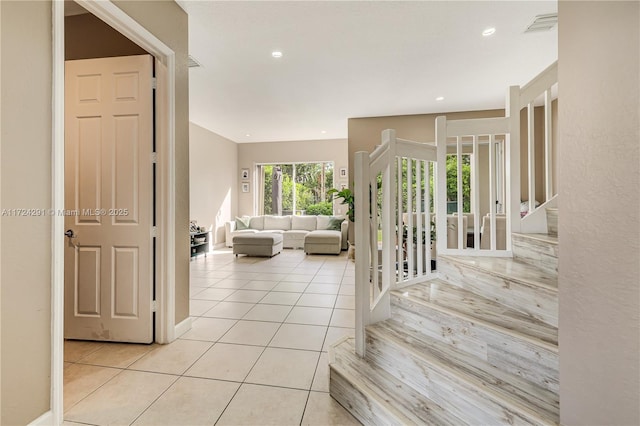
xmin=151 ymin=300 xmax=157 ymax=312
xmin=152 ymin=77 xmax=157 ymax=90
xmin=151 ymin=226 xmax=158 ymax=237
xmin=151 ymin=152 xmax=158 ymax=164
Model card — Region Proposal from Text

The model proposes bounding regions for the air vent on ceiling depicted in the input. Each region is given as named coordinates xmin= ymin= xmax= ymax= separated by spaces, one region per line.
xmin=525 ymin=13 xmax=558 ymax=33
xmin=188 ymin=55 xmax=201 ymax=68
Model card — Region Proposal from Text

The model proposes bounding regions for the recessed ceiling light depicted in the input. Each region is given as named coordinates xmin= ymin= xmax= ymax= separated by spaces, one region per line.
xmin=245 ymin=133 xmax=251 ymax=137
xmin=321 ymin=130 xmax=327 ymax=134
xmin=435 ymin=96 xmax=445 ymax=101
xmin=271 ymin=51 xmax=283 ymax=58
xmin=482 ymin=27 xmax=496 ymax=37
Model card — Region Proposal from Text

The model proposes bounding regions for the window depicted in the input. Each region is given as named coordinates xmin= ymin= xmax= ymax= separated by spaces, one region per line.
xmin=257 ymin=162 xmax=334 ymax=216
xmin=446 ymin=153 xmax=471 ymax=213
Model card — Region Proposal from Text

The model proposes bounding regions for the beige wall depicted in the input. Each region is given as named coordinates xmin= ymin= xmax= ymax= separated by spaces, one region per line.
xmin=112 ymin=0 xmax=190 ymax=324
xmin=0 ymin=2 xmax=188 ymax=423
xmin=348 ymin=110 xmax=504 ymax=219
xmin=519 ymin=100 xmax=559 ymax=204
xmin=348 ymin=104 xmax=557 ymax=219
xmin=65 ymin=12 xmax=147 ymax=60
xmin=237 ymin=139 xmax=348 ymax=216
xmin=1 ymin=1 xmax=52 ymax=424
xmin=190 ymin=123 xmax=238 ymax=246
xmin=558 ymin=1 xmax=639 ymax=424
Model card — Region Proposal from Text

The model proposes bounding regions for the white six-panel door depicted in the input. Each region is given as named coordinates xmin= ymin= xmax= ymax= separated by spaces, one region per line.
xmin=64 ymin=55 xmax=154 ymax=343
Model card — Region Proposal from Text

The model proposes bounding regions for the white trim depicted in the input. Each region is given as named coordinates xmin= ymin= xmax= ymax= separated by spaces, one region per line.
xmin=28 ymin=410 xmax=54 ymax=426
xmin=174 ymin=316 xmax=193 ymax=339
xmin=52 ymin=1 xmax=177 ymax=423
xmin=51 ymin=2 xmax=65 ymax=424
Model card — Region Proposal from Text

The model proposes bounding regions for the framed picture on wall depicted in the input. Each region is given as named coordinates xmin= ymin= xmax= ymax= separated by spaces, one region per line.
xmin=241 ymin=168 xmax=250 ymax=180
xmin=242 ymin=182 xmax=250 ymax=193
xmin=340 ymin=181 xmax=347 ymax=190
xmin=339 ymin=167 xmax=347 ymax=178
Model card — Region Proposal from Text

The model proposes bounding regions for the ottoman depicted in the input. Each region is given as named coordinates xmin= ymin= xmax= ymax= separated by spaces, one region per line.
xmin=304 ymin=230 xmax=342 ymax=255
xmin=233 ymin=233 xmax=283 ymax=257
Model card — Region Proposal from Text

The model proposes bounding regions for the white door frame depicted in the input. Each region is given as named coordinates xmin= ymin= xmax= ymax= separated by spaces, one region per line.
xmin=50 ymin=1 xmax=177 ymax=424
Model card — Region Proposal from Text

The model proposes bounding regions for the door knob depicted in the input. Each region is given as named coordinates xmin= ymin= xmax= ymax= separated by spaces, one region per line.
xmin=65 ymin=229 xmax=76 ymax=238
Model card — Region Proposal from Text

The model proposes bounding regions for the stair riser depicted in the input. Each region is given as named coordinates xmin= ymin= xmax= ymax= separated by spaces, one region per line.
xmin=390 ymin=301 xmax=559 ymax=394
xmin=437 ymin=258 xmax=558 ymax=327
xmin=512 ymin=235 xmax=558 ymax=276
xmin=331 ymin=345 xmax=462 ymax=425
xmin=329 ymin=367 xmax=402 ymax=426
xmin=365 ymin=334 xmax=552 ymax=426
xmin=546 ymin=209 xmax=558 ymax=237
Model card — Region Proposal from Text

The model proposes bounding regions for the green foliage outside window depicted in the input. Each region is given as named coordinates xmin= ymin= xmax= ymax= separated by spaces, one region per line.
xmin=262 ymin=163 xmax=334 ymax=215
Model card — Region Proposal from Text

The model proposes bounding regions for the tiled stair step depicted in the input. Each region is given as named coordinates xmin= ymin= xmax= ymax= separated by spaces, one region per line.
xmin=330 ymin=337 xmax=464 ymax=426
xmin=546 ymin=208 xmax=558 ymax=237
xmin=512 ymin=233 xmax=558 ymax=276
xmin=392 ymin=280 xmax=558 ymax=345
xmin=366 ymin=322 xmax=560 ymax=426
xmin=390 ymin=281 xmax=558 ymax=393
xmin=437 ymin=255 xmax=558 ymax=327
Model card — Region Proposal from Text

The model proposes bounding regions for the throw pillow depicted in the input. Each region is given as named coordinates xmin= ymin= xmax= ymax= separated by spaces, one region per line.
xmin=326 ymin=217 xmax=345 ymax=231
xmin=235 ymin=216 xmax=251 ymax=230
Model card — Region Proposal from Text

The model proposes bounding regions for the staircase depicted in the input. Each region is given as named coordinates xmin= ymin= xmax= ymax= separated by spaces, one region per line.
xmin=329 ymin=218 xmax=559 ymax=425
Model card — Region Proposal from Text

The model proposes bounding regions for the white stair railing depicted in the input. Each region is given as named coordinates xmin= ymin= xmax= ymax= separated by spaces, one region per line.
xmin=435 ymin=116 xmax=513 ymax=256
xmin=354 ymin=129 xmax=437 ymax=356
xmin=519 ymin=62 xmax=559 ymax=233
xmin=436 ymin=61 xmax=558 ymax=255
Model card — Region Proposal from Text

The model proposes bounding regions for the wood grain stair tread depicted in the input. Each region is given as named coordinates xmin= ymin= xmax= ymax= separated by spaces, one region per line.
xmin=438 ymin=255 xmax=558 ymax=290
xmin=368 ymin=321 xmax=560 ymax=424
xmin=331 ymin=337 xmax=465 ymax=426
xmin=512 ymin=232 xmax=558 ymax=245
xmin=391 ymin=280 xmax=558 ymax=346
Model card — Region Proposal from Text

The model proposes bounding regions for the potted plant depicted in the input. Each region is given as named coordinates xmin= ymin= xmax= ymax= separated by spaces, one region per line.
xmin=327 ymin=187 xmax=355 ymax=259
xmin=402 ymin=219 xmax=436 ymax=271
xmin=327 ymin=187 xmax=354 ymax=222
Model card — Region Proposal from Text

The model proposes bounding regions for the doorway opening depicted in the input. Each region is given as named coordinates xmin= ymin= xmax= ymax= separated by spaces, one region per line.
xmin=52 ymin=0 xmax=177 ymax=422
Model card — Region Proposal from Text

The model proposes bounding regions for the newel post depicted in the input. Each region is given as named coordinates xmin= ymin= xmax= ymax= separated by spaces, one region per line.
xmin=435 ymin=116 xmax=448 ymax=255
xmin=354 ymin=151 xmax=370 ymax=357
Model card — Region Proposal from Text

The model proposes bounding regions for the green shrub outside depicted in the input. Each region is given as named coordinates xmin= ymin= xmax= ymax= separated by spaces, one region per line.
xmin=305 ymin=202 xmax=333 ymax=216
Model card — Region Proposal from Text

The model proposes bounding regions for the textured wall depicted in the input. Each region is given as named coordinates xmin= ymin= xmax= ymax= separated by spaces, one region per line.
xmin=1 ymin=1 xmax=52 ymax=423
xmin=558 ymin=1 xmax=640 ymax=424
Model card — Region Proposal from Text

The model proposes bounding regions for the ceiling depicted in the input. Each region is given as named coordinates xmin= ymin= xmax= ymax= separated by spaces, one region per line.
xmin=179 ymin=1 xmax=558 ymax=143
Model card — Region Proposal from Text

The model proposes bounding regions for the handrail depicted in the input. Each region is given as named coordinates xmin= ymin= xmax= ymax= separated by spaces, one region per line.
xmin=354 ymin=129 xmax=437 ymax=357
xmin=519 ymin=61 xmax=558 ymax=109
xmin=435 ymin=60 xmax=558 ymax=256
xmin=353 ymin=61 xmax=558 ymax=357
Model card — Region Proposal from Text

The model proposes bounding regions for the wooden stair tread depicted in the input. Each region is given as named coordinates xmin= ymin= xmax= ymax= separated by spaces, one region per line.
xmin=391 ymin=280 xmax=558 ymax=346
xmin=512 ymin=232 xmax=558 ymax=245
xmin=368 ymin=321 xmax=560 ymax=424
xmin=438 ymin=255 xmax=558 ymax=290
xmin=331 ymin=338 xmax=465 ymax=426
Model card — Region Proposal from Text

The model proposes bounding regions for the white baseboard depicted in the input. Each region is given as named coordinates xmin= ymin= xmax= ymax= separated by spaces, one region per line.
xmin=29 ymin=410 xmax=53 ymax=426
xmin=174 ymin=316 xmax=192 ymax=339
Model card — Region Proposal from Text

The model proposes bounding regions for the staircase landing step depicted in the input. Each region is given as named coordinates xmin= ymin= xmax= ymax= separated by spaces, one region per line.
xmin=368 ymin=321 xmax=560 ymax=425
xmin=392 ymin=279 xmax=558 ymax=346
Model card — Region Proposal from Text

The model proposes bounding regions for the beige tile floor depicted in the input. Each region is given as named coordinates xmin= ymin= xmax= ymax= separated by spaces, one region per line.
xmin=64 ymin=248 xmax=360 ymax=426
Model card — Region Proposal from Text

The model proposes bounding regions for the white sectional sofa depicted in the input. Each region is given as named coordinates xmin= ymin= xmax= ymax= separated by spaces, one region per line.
xmin=225 ymin=215 xmax=348 ymax=252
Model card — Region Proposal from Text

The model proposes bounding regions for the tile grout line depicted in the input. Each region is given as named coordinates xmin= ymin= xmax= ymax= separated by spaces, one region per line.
xmin=211 ymin=253 xmax=311 ymax=425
